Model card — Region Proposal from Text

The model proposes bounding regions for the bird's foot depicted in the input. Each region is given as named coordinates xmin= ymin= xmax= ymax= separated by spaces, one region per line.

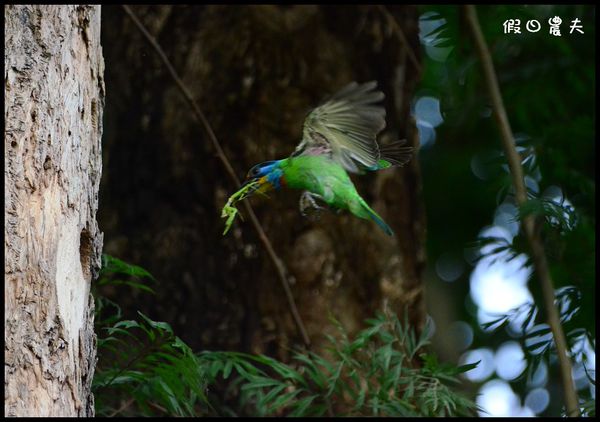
xmin=299 ymin=191 xmax=324 ymax=221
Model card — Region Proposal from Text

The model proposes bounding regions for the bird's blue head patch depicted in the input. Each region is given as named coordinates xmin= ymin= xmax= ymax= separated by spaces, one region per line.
xmin=244 ymin=160 xmax=283 ymax=191
xmin=246 ymin=160 xmax=278 ymax=179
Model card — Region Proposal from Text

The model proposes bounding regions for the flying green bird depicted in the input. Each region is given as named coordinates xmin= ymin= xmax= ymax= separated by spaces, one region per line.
xmin=224 ymin=81 xmax=413 ymax=236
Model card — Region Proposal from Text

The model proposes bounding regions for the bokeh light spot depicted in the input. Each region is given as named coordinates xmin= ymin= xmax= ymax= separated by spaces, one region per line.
xmin=415 ymin=96 xmax=444 ymax=128
xmin=449 ymin=320 xmax=474 ymax=351
xmin=477 ymin=379 xmax=520 ymax=416
xmin=524 ymin=388 xmax=550 ymax=414
xmin=527 ymin=360 xmax=548 ymax=389
xmin=495 ymin=341 xmax=526 ymax=381
xmin=460 ymin=348 xmax=495 ymax=382
xmin=435 ymin=252 xmax=465 ymax=282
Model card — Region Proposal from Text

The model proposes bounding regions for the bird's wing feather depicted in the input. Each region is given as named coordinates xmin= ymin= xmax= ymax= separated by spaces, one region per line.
xmin=294 ymin=81 xmax=386 ymax=173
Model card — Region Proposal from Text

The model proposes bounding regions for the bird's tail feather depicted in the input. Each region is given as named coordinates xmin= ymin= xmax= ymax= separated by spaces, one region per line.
xmin=377 ymin=139 xmax=413 ymax=169
xmin=358 ymin=198 xmax=394 ymax=236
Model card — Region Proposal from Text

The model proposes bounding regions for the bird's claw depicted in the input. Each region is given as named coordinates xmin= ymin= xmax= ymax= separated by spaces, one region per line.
xmin=299 ymin=191 xmax=323 ymax=221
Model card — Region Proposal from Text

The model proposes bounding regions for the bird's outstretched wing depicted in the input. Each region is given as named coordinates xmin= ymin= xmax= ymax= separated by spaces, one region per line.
xmin=293 ymin=81 xmax=387 ymax=173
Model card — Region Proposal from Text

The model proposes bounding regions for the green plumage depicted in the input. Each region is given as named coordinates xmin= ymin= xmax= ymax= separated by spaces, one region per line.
xmin=279 ymin=156 xmax=394 ymax=235
xmin=222 ymin=81 xmax=413 ymax=236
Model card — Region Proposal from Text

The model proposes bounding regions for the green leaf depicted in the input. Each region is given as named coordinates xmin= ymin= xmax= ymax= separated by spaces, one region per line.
xmin=455 ymin=360 xmax=480 ymax=375
xmin=138 ymin=311 xmax=174 ymax=335
xmin=270 ymin=388 xmax=302 ymax=411
xmin=222 ymin=360 xmax=233 ymax=379
xmin=101 ymin=254 xmax=156 ymax=280
xmin=241 ymin=376 xmax=281 ymax=390
xmin=289 ymin=395 xmax=318 ymax=417
xmin=259 ymin=383 xmax=287 ymax=410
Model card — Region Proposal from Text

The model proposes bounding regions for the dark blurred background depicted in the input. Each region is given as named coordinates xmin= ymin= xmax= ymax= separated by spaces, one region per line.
xmin=97 ymin=5 xmax=595 ymax=416
xmin=99 ymin=4 xmax=426 ymax=360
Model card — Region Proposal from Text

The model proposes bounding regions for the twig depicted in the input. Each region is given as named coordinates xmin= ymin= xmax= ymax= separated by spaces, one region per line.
xmin=109 ymin=397 xmax=135 ymax=417
xmin=122 ymin=5 xmax=311 ymax=348
xmin=376 ymin=5 xmax=422 ymax=75
xmin=464 ymin=5 xmax=580 ymax=417
xmin=148 ymin=401 xmax=168 ymax=414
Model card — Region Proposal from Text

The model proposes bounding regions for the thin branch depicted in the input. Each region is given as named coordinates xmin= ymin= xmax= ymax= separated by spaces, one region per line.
xmin=148 ymin=401 xmax=168 ymax=414
xmin=121 ymin=5 xmax=311 ymax=348
xmin=109 ymin=397 xmax=135 ymax=417
xmin=464 ymin=5 xmax=580 ymax=417
xmin=376 ymin=5 xmax=422 ymax=75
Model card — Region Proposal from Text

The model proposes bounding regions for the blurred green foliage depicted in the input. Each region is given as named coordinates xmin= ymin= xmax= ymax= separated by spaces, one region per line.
xmin=93 ymin=255 xmax=479 ymax=416
xmin=417 ymin=4 xmax=595 ymax=416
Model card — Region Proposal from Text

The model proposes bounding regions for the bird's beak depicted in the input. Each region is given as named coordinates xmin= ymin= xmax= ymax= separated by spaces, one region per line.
xmin=240 ymin=176 xmax=270 ymax=196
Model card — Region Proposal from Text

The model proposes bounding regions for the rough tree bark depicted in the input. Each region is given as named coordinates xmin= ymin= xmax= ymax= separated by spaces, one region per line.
xmin=4 ymin=5 xmax=104 ymax=417
xmin=99 ymin=5 xmax=425 ymax=359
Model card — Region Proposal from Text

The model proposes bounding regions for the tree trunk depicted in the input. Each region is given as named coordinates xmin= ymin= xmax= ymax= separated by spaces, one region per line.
xmin=99 ymin=5 xmax=425 ymax=358
xmin=4 ymin=5 xmax=104 ymax=417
